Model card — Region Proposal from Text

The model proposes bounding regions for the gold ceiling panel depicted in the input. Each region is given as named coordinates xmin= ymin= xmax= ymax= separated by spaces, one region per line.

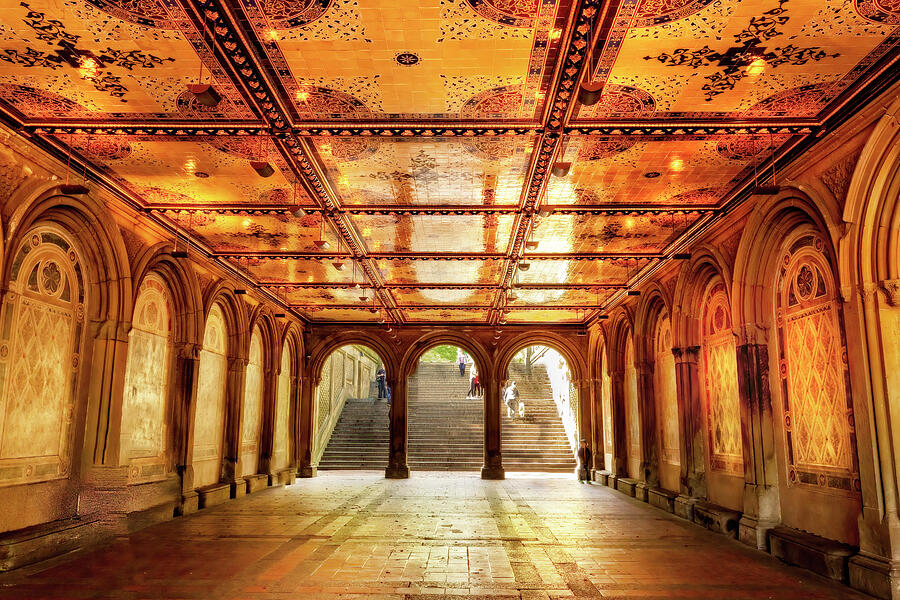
xmin=508 ymin=287 xmax=616 ymax=306
xmin=0 ymin=1 xmax=252 ymax=120
xmin=390 ymin=288 xmax=496 ymax=306
xmin=515 ymin=259 xmax=639 ymax=286
xmin=503 ymin=309 xmax=583 ymax=323
xmin=573 ymin=0 xmax=899 ymax=121
xmin=404 ymin=308 xmax=489 ymax=323
xmin=165 ymin=211 xmax=325 ymax=254
xmin=528 ymin=213 xmax=695 ymax=254
xmin=304 ymin=308 xmax=382 ymax=322
xmin=229 ymin=257 xmax=354 ymax=285
xmin=272 ymin=287 xmax=375 ymax=306
xmin=246 ymin=0 xmax=564 ymax=120
xmin=544 ymin=136 xmax=780 ymax=205
xmin=349 ymin=214 xmax=515 ymax=253
xmin=311 ymin=136 xmax=534 ymax=205
xmin=374 ymin=259 xmax=504 ymax=285
xmin=67 ymin=136 xmax=301 ymax=206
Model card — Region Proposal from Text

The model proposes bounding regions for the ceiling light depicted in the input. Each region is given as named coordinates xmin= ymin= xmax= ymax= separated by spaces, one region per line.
xmin=746 ymin=58 xmax=766 ymax=76
xmin=596 ymin=315 xmax=609 ymax=320
xmin=172 ymin=250 xmax=189 ymax=258
xmin=644 ymin=171 xmax=661 ymax=178
xmin=576 ymin=328 xmax=588 ymax=337
xmin=549 ymin=28 xmax=562 ymax=40
xmin=517 ymin=263 xmax=531 ymax=271
xmin=525 ymin=240 xmax=539 ymax=251
xmin=537 ymin=208 xmax=551 ymax=218
xmin=672 ymin=253 xmax=691 ymax=260
xmin=250 ymin=161 xmax=275 ymax=177
xmin=751 ymin=184 xmax=781 ymax=195
xmin=551 ymin=162 xmax=571 ymax=177
xmin=234 ymin=289 xmax=247 ymax=295
xmin=60 ymin=183 xmax=89 ymax=195
xmin=242 ymin=219 xmax=251 ymax=228
xmin=313 ymin=239 xmax=330 ymax=249
xmin=578 ymin=82 xmax=604 ymax=106
xmin=266 ymin=29 xmax=279 ymax=41
xmin=187 ymin=83 xmax=221 ymax=107
xmin=507 ymin=293 xmax=518 ymax=302
xmin=292 ymin=206 xmax=307 ymax=218
xmin=670 ymin=158 xmax=683 ymax=171
xmin=331 ymin=261 xmax=346 ymax=271
xmin=296 ymin=90 xmax=309 ymax=102
xmin=627 ymin=290 xmax=640 ymax=297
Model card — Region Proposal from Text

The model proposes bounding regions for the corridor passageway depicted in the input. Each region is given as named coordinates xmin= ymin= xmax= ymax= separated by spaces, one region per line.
xmin=0 ymin=473 xmax=864 ymax=599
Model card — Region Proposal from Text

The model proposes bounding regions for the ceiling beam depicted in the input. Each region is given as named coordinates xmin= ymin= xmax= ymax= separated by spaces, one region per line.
xmin=215 ymin=251 xmax=662 ymax=260
xmin=146 ymin=204 xmax=717 ymax=214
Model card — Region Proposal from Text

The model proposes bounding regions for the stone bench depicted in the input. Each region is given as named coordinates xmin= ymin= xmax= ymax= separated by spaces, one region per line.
xmin=196 ymin=482 xmax=231 ymax=509
xmin=0 ymin=514 xmax=101 ymax=571
xmin=692 ymin=501 xmax=741 ymax=538
xmin=768 ymin=526 xmax=854 ymax=582
xmin=271 ymin=468 xmax=296 ymax=487
xmin=615 ymin=477 xmax=637 ymax=497
xmin=244 ymin=474 xmax=269 ymax=494
xmin=648 ymin=487 xmax=677 ymax=513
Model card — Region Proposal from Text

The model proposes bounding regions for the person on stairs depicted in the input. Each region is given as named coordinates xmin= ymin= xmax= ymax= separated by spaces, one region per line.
xmin=577 ymin=439 xmax=592 ymax=483
xmin=457 ymin=348 xmax=467 ymax=377
xmin=376 ymin=366 xmax=387 ymax=400
xmin=467 ymin=367 xmax=478 ymax=399
xmin=504 ymin=381 xmax=519 ymax=418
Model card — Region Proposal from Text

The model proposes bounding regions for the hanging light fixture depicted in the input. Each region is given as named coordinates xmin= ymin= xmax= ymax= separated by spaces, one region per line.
xmin=60 ymin=134 xmax=89 ymax=195
xmin=517 ymin=262 xmax=531 ymax=271
xmin=250 ymin=136 xmax=274 ymax=177
xmin=751 ymin=133 xmax=782 ymax=195
xmin=187 ymin=15 xmax=221 ymax=107
xmin=551 ymin=162 xmax=571 ymax=177
xmin=313 ymin=214 xmax=330 ymax=249
xmin=578 ymin=82 xmax=604 ymax=106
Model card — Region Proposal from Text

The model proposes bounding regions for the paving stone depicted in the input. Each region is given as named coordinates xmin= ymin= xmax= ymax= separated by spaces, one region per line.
xmin=0 ymin=472 xmax=869 ymax=599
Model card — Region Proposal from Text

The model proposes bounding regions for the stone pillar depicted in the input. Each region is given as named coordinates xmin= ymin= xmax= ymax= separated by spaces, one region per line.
xmin=609 ymin=369 xmax=628 ymax=479
xmin=82 ymin=319 xmax=131 ymax=469
xmin=173 ymin=343 xmax=202 ymax=514
xmin=575 ymin=378 xmax=593 ymax=478
xmin=386 ymin=375 xmax=409 ymax=478
xmin=258 ymin=362 xmax=279 ymax=479
xmin=734 ymin=329 xmax=781 ymax=550
xmin=673 ymin=346 xmax=705 ymax=518
xmin=289 ymin=373 xmax=301 ymax=471
xmin=297 ymin=374 xmax=318 ymax=477
xmin=590 ymin=377 xmax=605 ymax=477
xmin=636 ymin=361 xmax=659 ymax=489
xmin=481 ymin=372 xmax=504 ymax=479
xmin=223 ymin=356 xmax=248 ymax=494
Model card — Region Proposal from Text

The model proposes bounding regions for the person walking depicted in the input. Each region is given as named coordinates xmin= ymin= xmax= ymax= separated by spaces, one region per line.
xmin=376 ymin=366 xmax=387 ymax=400
xmin=577 ymin=439 xmax=592 ymax=483
xmin=504 ymin=381 xmax=519 ymax=418
xmin=473 ymin=370 xmax=481 ymax=397
xmin=467 ymin=367 xmax=478 ymax=398
xmin=457 ymin=348 xmax=466 ymax=377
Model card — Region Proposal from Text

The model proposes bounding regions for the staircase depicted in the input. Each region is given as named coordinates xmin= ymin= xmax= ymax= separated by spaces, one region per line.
xmin=502 ymin=363 xmax=577 ymax=472
xmin=318 ymin=361 xmax=576 ymax=472
xmin=318 ymin=397 xmax=389 ymax=469
xmin=407 ymin=362 xmax=484 ymax=470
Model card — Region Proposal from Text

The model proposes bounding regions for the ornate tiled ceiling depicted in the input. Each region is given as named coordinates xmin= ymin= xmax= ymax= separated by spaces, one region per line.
xmin=1 ymin=0 xmax=897 ymax=324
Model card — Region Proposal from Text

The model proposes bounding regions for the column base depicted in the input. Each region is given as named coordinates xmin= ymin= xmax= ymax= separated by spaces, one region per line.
xmin=615 ymin=477 xmax=637 ymax=497
xmin=648 ymin=487 xmax=677 ymax=513
xmin=739 ymin=514 xmax=777 ymax=550
xmin=481 ymin=466 xmax=505 ymax=480
xmin=848 ymin=552 xmax=899 ymax=600
xmin=674 ymin=494 xmax=698 ymax=521
xmin=385 ymin=464 xmax=409 ymax=479
xmin=298 ymin=465 xmax=318 ymax=478
xmin=178 ymin=491 xmax=199 ymax=516
xmin=634 ymin=481 xmax=650 ymax=502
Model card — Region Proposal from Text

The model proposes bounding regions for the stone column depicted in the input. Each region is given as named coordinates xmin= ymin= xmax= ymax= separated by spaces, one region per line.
xmin=734 ymin=327 xmax=781 ymax=550
xmin=385 ymin=374 xmax=409 ymax=478
xmin=673 ymin=346 xmax=705 ymax=518
xmin=636 ymin=360 xmax=660 ymax=490
xmin=297 ymin=374 xmax=318 ymax=477
xmin=82 ymin=319 xmax=131 ymax=469
xmin=223 ymin=356 xmax=248 ymax=495
xmin=289 ymin=373 xmax=301 ymax=471
xmin=575 ymin=378 xmax=593 ymax=478
xmin=609 ymin=369 xmax=628 ymax=480
xmin=172 ymin=343 xmax=202 ymax=514
xmin=258 ymin=362 xmax=278 ymax=480
xmin=481 ymin=371 xmax=504 ymax=479
xmin=590 ymin=377 xmax=605 ymax=477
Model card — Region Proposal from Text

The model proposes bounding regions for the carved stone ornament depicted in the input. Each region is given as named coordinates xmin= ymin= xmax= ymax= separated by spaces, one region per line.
xmin=882 ymin=279 xmax=900 ymax=306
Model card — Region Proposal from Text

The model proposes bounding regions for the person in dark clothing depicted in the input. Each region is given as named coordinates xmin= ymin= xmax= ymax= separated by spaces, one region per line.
xmin=577 ymin=439 xmax=592 ymax=483
xmin=376 ymin=366 xmax=387 ymax=399
xmin=457 ymin=349 xmax=466 ymax=377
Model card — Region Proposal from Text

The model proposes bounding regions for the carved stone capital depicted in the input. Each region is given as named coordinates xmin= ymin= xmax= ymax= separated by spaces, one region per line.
xmin=672 ymin=345 xmax=700 ymax=363
xmin=228 ymin=357 xmax=249 ymax=372
xmin=881 ymin=279 xmax=900 ymax=306
xmin=175 ymin=342 xmax=202 ymax=361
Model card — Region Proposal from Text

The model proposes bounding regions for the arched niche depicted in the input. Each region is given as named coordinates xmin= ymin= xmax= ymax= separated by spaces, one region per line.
xmin=240 ymin=325 xmax=264 ymax=477
xmin=192 ymin=303 xmax=229 ymax=488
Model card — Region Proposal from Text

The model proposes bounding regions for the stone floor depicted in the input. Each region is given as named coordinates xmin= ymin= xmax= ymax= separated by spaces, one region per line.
xmin=0 ymin=472 xmax=870 ymax=599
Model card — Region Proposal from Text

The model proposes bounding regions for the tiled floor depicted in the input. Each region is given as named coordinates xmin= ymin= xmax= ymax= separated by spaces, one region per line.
xmin=0 ymin=472 xmax=869 ymax=599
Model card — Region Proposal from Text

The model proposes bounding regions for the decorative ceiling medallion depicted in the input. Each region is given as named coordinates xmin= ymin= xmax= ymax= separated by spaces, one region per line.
xmin=575 ymin=84 xmax=656 ymax=119
xmin=464 ymin=0 xmax=540 ymax=27
xmin=748 ymin=83 xmax=834 ymax=118
xmin=855 ymin=0 xmax=900 ymax=24
xmin=632 ymin=0 xmax=717 ymax=28
xmin=460 ymin=85 xmax=526 ymax=160
xmin=576 ymin=138 xmax=636 ymax=161
xmin=258 ymin=0 xmax=333 ymax=29
xmin=83 ymin=0 xmax=177 ymax=29
xmin=394 ymin=52 xmax=421 ymax=66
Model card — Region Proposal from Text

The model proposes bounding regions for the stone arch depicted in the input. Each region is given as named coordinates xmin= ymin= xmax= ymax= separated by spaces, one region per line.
xmin=309 ymin=330 xmax=397 ymax=385
xmin=606 ymin=308 xmax=638 ymax=479
xmin=636 ymin=287 xmax=679 ymax=491
xmin=493 ymin=331 xmax=586 ymax=385
xmin=240 ymin=306 xmax=278 ymax=478
xmin=734 ymin=189 xmax=863 ymax=545
xmin=273 ymin=322 xmax=303 ymax=472
xmin=672 ymin=244 xmax=733 ymax=347
xmin=0 ymin=185 xmax=132 ymax=532
xmin=400 ymin=330 xmax=492 ymax=381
